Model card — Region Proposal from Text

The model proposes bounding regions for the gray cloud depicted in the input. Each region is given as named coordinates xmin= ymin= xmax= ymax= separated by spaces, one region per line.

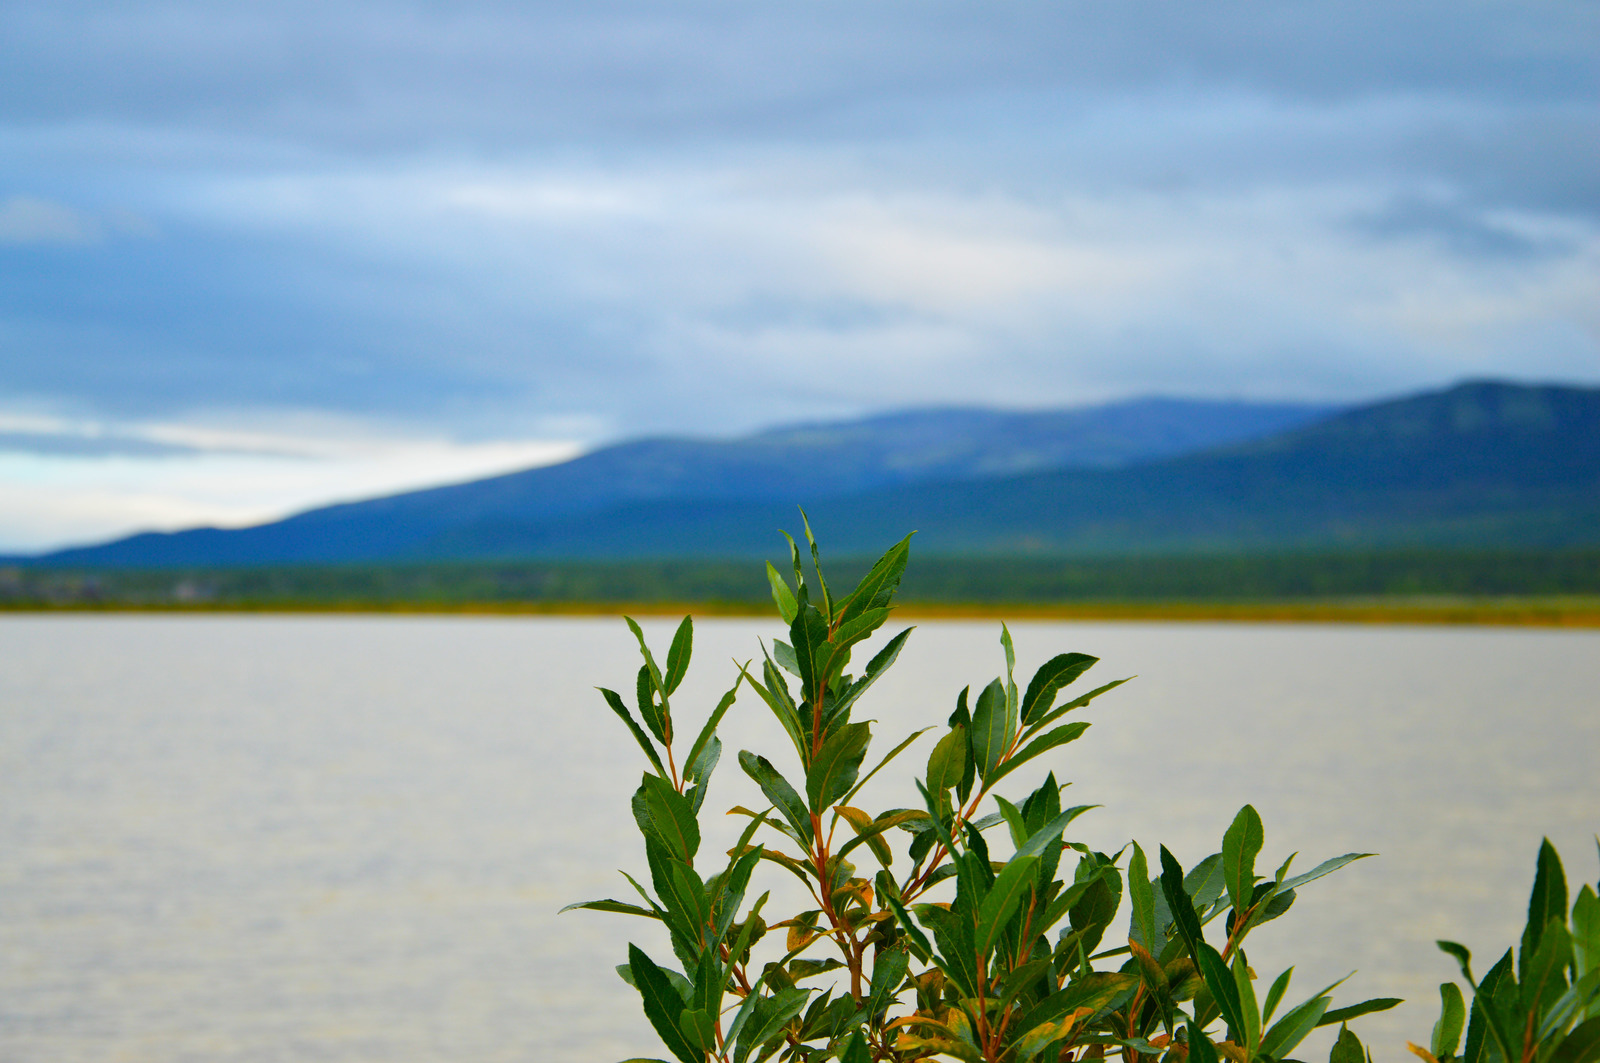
xmin=2 ymin=2 xmax=1592 ymax=143
xmin=0 ymin=431 xmax=208 ymax=458
xmin=0 ymin=0 xmax=1595 ymax=444
xmin=0 ymin=195 xmax=99 ymax=244
xmin=1350 ymin=195 xmax=1577 ymax=260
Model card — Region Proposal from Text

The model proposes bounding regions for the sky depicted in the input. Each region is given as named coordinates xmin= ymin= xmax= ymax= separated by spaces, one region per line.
xmin=2 ymin=1 xmax=1597 ymax=552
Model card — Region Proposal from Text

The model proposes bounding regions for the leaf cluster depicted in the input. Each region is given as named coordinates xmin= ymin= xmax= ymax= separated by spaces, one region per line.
xmin=569 ymin=519 xmax=1396 ymax=1063
xmin=1415 ymin=840 xmax=1600 ymax=1063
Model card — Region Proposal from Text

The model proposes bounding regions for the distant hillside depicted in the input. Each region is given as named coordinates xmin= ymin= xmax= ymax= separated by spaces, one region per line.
xmin=372 ymin=381 xmax=1600 ymax=558
xmin=31 ymin=397 xmax=1334 ymax=566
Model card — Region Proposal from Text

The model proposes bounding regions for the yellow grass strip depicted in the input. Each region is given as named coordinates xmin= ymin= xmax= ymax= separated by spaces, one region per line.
xmin=5 ymin=597 xmax=1600 ymax=627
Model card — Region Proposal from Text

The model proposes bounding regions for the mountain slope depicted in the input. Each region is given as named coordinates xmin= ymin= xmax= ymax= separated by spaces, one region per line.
xmin=33 ymin=397 xmax=1334 ymax=565
xmin=396 ymin=381 xmax=1600 ymax=558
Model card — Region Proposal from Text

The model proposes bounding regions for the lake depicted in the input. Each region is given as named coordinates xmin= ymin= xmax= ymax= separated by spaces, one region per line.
xmin=2 ymin=614 xmax=1596 ymax=1062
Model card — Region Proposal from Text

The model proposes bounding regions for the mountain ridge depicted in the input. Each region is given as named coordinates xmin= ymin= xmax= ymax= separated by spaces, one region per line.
xmin=25 ymin=381 xmax=1600 ymax=565
xmin=28 ymin=396 xmax=1338 ymax=565
xmin=351 ymin=380 xmax=1600 ymax=559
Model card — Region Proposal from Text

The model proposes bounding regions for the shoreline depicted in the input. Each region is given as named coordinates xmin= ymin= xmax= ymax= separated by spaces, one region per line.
xmin=4 ymin=597 xmax=1600 ymax=627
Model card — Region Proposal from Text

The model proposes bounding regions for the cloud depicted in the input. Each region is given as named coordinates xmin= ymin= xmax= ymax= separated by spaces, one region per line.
xmin=2 ymin=2 xmax=1593 ymax=149
xmin=0 ymin=416 xmax=583 ymax=552
xmin=0 ymin=0 xmax=1595 ymax=547
xmin=0 ymin=195 xmax=100 ymax=244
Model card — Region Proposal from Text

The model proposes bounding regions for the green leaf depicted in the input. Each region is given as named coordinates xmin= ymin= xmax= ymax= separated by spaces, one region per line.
xmin=1185 ymin=852 xmax=1229 ymax=914
xmin=639 ymin=772 xmax=701 ymax=864
xmin=1319 ymin=997 xmax=1403 ymax=1026
xmin=1554 ymin=969 xmax=1600 ymax=1042
xmin=767 ymin=562 xmax=798 ymax=624
xmin=839 ymin=726 xmax=931 ymax=809
xmin=1260 ymin=994 xmax=1332 ymax=1059
xmin=970 ymin=677 xmax=1010 ymax=781
xmin=1330 ymin=1024 xmax=1365 ymax=1063
xmin=798 ymin=508 xmax=833 ymax=620
xmin=1068 ymin=862 xmax=1121 ymax=956
xmin=925 ymin=725 xmax=968 ymax=796
xmin=976 ymin=854 xmax=1040 ymax=957
xmin=1279 ymin=853 xmax=1374 ymax=893
xmin=1015 ymin=970 xmax=1136 ymax=1034
xmin=1553 ymin=1018 xmax=1600 ymax=1063
xmin=1234 ymin=950 xmax=1262 ymax=1053
xmin=663 ymin=615 xmax=693 ymax=695
xmin=1017 ymin=804 xmax=1097 ymax=860
xmin=726 ymin=891 xmax=771 ymax=967
xmin=836 ymin=533 xmax=912 ymax=627
xmin=835 ymin=808 xmax=928 ymax=864
xmin=1026 ymin=676 xmax=1131 ymax=731
xmin=683 ymin=676 xmax=742 ymax=792
xmin=620 ymin=869 xmax=666 ymax=917
xmin=1129 ymin=936 xmax=1169 ymax=996
xmin=827 ymin=607 xmax=890 ymax=658
xmin=786 ymin=958 xmax=845 ymax=981
xmin=789 ymin=598 xmax=830 ymax=705
xmin=806 ymin=721 xmax=871 ymax=813
xmin=912 ymin=779 xmax=958 ymax=855
xmin=665 ymin=861 xmax=710 ymax=937
xmin=1011 ymin=1017 xmax=1076 ymax=1061
xmin=829 ymin=626 xmax=914 ymax=720
xmin=599 ymin=687 xmax=668 ymax=778
xmin=738 ymin=657 xmax=806 ymax=765
xmin=627 ymin=944 xmax=700 ymax=1063
xmin=1249 ymin=885 xmax=1298 ymax=931
xmin=1575 ymin=885 xmax=1600 ymax=980
xmin=1129 ymin=842 xmax=1156 ymax=951
xmin=559 ymin=898 xmax=662 ymax=919
xmin=1222 ymin=804 xmax=1265 ymax=915
xmin=678 ymin=1007 xmax=715 ymax=1052
xmin=734 ymin=986 xmax=810 ymax=1063
xmin=1433 ymin=983 xmax=1467 ymax=1059
xmin=1160 ymin=846 xmax=1205 ymax=960
xmin=738 ymin=750 xmax=813 ymax=844
xmin=625 ymin=615 xmax=671 ymax=712
xmin=684 ymin=738 xmax=720 ymax=810
xmin=1196 ymin=943 xmax=1245 ymax=1039
xmin=1524 ymin=838 xmax=1570 ymax=979
xmin=1001 ymin=623 xmax=1020 ymax=725
xmin=988 ymin=721 xmax=1090 ymax=785
xmin=869 ymin=946 xmax=911 ymax=1015
xmin=1020 ymin=652 xmax=1098 ymax=726
xmin=1438 ymin=940 xmax=1475 ymax=985
xmin=772 ymin=639 xmax=800 ymax=677
xmin=781 ymin=530 xmax=806 ymax=598
xmin=1521 ymin=920 xmax=1573 ymax=1018
xmin=637 ymin=664 xmax=667 ymax=743
xmin=725 ymin=979 xmax=763 ymax=1046
xmin=1263 ymin=966 xmax=1294 ymax=1025
xmin=995 ymin=794 xmax=1028 ymax=848
xmin=1473 ymin=949 xmax=1519 ymax=1063
xmin=882 ymin=886 xmax=935 ymax=963
xmin=1187 ymin=1020 xmax=1221 ymax=1063
xmin=835 ymin=805 xmax=894 ymax=868
xmin=840 ymin=1030 xmax=872 ymax=1063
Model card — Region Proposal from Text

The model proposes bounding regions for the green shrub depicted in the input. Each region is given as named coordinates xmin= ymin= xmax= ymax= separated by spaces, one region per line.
xmin=1414 ymin=841 xmax=1600 ymax=1063
xmin=567 ymin=522 xmax=1397 ymax=1062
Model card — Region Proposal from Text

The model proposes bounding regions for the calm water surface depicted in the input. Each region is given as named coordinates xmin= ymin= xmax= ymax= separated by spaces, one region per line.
xmin=2 ymin=615 xmax=1596 ymax=1062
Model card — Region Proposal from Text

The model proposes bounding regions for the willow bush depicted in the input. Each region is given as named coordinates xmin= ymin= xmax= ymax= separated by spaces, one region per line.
xmin=1413 ymin=841 xmax=1600 ymax=1063
xmin=565 ymin=521 xmax=1404 ymax=1063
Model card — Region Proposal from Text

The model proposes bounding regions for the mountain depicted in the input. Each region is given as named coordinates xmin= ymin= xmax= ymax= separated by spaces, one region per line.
xmin=446 ymin=380 xmax=1600 ymax=557
xmin=31 ymin=382 xmax=1600 ymax=565
xmin=31 ymin=397 xmax=1335 ymax=565
xmin=294 ymin=380 xmax=1599 ymax=560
